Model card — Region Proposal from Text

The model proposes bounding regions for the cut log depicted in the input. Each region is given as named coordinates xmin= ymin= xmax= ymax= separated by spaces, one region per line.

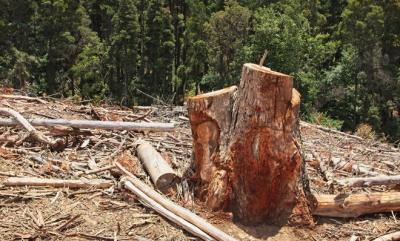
xmin=0 ymin=117 xmax=174 ymax=132
xmin=116 ymin=162 xmax=237 ymax=241
xmin=136 ymin=141 xmax=178 ymax=192
xmin=312 ymin=192 xmax=400 ymax=217
xmin=338 ymin=175 xmax=400 ymax=187
xmin=372 ymin=231 xmax=400 ymax=241
xmin=188 ymin=63 xmax=313 ymax=225
xmin=3 ymin=177 xmax=113 ymax=188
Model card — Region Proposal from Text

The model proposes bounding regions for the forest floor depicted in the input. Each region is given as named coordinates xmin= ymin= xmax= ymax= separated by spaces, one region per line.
xmin=0 ymin=93 xmax=399 ymax=241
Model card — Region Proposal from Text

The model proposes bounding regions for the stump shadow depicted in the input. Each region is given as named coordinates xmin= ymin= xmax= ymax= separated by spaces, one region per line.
xmin=233 ymin=222 xmax=283 ymax=239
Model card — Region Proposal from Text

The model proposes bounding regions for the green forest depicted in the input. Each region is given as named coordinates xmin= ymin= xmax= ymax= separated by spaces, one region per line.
xmin=0 ymin=0 xmax=399 ymax=142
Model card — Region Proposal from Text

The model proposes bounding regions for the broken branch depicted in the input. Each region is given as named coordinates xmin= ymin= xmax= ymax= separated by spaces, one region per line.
xmin=338 ymin=175 xmax=400 ymax=187
xmin=116 ymin=162 xmax=237 ymax=241
xmin=0 ymin=94 xmax=47 ymax=104
xmin=3 ymin=177 xmax=113 ymax=189
xmin=0 ymin=107 xmax=64 ymax=149
xmin=122 ymin=179 xmax=214 ymax=241
xmin=372 ymin=231 xmax=400 ymax=241
xmin=0 ymin=117 xmax=174 ymax=132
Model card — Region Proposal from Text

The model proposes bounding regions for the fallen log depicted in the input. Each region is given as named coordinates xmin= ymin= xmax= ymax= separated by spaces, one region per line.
xmin=3 ymin=177 xmax=113 ymax=189
xmin=312 ymin=192 xmax=400 ymax=218
xmin=0 ymin=117 xmax=174 ymax=132
xmin=188 ymin=63 xmax=313 ymax=225
xmin=116 ymin=162 xmax=237 ymax=241
xmin=0 ymin=107 xmax=65 ymax=149
xmin=121 ymin=179 xmax=214 ymax=241
xmin=338 ymin=175 xmax=400 ymax=187
xmin=136 ymin=141 xmax=178 ymax=192
xmin=372 ymin=231 xmax=400 ymax=241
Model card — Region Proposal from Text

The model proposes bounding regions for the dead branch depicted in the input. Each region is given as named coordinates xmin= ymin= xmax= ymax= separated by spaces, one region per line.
xmin=338 ymin=175 xmax=400 ymax=187
xmin=300 ymin=121 xmax=363 ymax=141
xmin=121 ymin=179 xmax=214 ymax=241
xmin=331 ymin=157 xmax=379 ymax=176
xmin=116 ymin=162 xmax=237 ymax=241
xmin=310 ymin=150 xmax=332 ymax=182
xmin=3 ymin=177 xmax=113 ymax=189
xmin=372 ymin=231 xmax=400 ymax=241
xmin=0 ymin=117 xmax=174 ymax=132
xmin=0 ymin=107 xmax=65 ymax=149
xmin=0 ymin=94 xmax=47 ymax=104
xmin=312 ymin=192 xmax=400 ymax=217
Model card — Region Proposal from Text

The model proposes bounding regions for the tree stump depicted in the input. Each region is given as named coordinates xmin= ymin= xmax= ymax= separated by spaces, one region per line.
xmin=188 ymin=63 xmax=313 ymax=225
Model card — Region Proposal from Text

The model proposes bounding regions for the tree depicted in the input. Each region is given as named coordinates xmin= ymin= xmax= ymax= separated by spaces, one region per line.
xmin=71 ymin=24 xmax=108 ymax=102
xmin=178 ymin=0 xmax=209 ymax=99
xmin=340 ymin=0 xmax=400 ymax=139
xmin=141 ymin=0 xmax=175 ymax=103
xmin=108 ymin=0 xmax=140 ymax=105
xmin=207 ymin=1 xmax=251 ymax=88
xmin=35 ymin=0 xmax=96 ymax=95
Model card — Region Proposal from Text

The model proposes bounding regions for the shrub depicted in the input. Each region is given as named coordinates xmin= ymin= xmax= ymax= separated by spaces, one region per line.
xmin=355 ymin=123 xmax=376 ymax=140
xmin=308 ymin=112 xmax=344 ymax=130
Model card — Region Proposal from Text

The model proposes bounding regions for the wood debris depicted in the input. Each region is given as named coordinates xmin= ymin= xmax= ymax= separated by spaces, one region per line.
xmin=0 ymin=92 xmax=399 ymax=241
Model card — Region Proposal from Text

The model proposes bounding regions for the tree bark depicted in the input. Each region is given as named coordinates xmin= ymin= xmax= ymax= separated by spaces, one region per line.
xmin=187 ymin=86 xmax=237 ymax=209
xmin=188 ymin=63 xmax=313 ymax=225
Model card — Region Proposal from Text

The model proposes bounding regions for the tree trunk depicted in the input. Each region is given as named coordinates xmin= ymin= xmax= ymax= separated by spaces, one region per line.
xmin=188 ymin=63 xmax=313 ymax=225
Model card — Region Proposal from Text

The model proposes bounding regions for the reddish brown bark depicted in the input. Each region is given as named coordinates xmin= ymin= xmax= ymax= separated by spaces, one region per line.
xmin=188 ymin=63 xmax=313 ymax=225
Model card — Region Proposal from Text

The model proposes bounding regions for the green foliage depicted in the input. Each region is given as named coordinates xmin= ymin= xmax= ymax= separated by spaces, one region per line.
xmin=108 ymin=0 xmax=140 ymax=105
xmin=308 ymin=112 xmax=344 ymax=130
xmin=207 ymin=1 xmax=251 ymax=87
xmin=1 ymin=0 xmax=399 ymax=142
xmin=71 ymin=28 xmax=108 ymax=102
xmin=6 ymin=48 xmax=37 ymax=89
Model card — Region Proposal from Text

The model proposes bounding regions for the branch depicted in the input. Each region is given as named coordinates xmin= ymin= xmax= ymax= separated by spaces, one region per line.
xmin=0 ymin=117 xmax=174 ymax=132
xmin=338 ymin=175 xmax=400 ymax=187
xmin=3 ymin=177 xmax=113 ymax=188
xmin=116 ymin=163 xmax=237 ymax=241
xmin=0 ymin=107 xmax=65 ymax=149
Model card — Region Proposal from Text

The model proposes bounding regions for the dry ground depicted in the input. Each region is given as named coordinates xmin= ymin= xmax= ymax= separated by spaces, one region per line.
xmin=0 ymin=94 xmax=399 ymax=241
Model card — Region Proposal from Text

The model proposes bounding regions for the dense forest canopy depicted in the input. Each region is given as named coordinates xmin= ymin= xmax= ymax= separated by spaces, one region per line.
xmin=0 ymin=0 xmax=399 ymax=141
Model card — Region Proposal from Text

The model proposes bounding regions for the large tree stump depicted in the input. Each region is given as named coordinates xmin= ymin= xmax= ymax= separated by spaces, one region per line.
xmin=188 ymin=63 xmax=313 ymax=225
